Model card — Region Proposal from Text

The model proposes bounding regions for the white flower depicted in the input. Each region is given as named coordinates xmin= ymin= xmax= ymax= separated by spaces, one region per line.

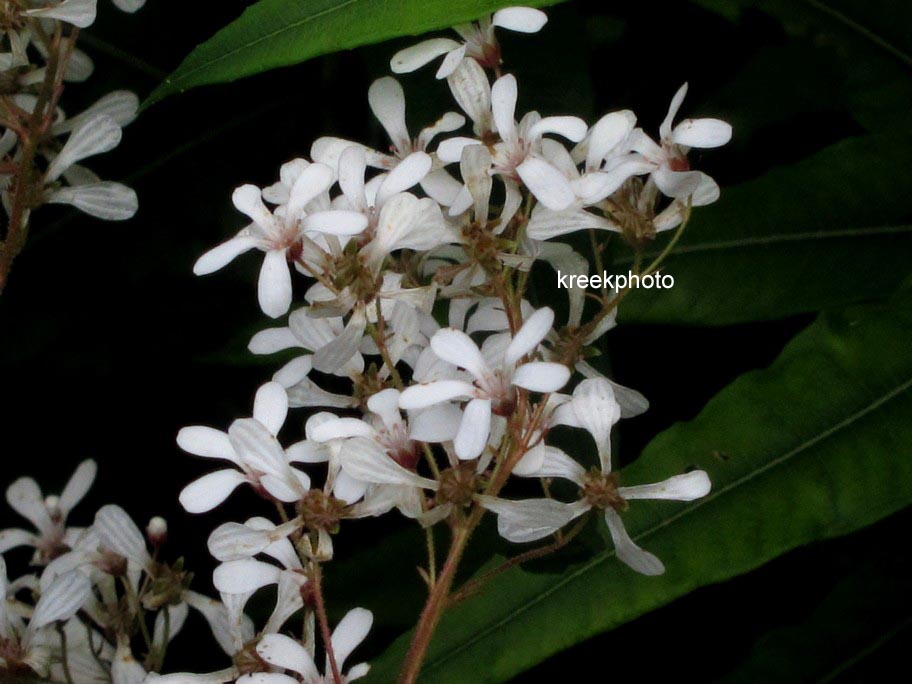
xmin=629 ymin=82 xmax=731 ymax=199
xmin=312 ymin=76 xmax=465 ymax=192
xmin=331 ymin=145 xmax=456 ymax=270
xmin=399 ymin=307 xmax=570 ymax=459
xmin=249 ymin=309 xmax=363 ymax=409
xmin=480 ymin=378 xmax=711 ymax=574
xmin=42 ymin=114 xmax=138 ymax=220
xmin=250 ymin=607 xmax=373 ymax=684
xmin=311 ymin=389 xmax=419 ymax=470
xmin=51 ymin=90 xmax=139 ymax=135
xmin=210 ymin=517 xmax=309 ymax=635
xmin=177 ymin=382 xmax=310 ymax=512
xmin=439 ymin=73 xmax=587 ymax=211
xmin=391 ymin=7 xmax=548 ymax=78
xmin=93 ymin=503 xmax=153 ymax=570
xmin=307 ymin=389 xmax=455 ymax=518
xmin=25 ymin=0 xmax=97 ymax=28
xmin=0 ymin=562 xmax=92 ymax=676
xmin=0 ymin=459 xmax=96 ymax=564
xmin=293 ymin=272 xmax=436 ymax=376
xmin=193 ymin=165 xmax=368 ymax=318
xmin=111 ymin=0 xmax=145 ymax=12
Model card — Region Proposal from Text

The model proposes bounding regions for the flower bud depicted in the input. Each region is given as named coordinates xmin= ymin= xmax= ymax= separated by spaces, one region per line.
xmin=146 ymin=516 xmax=168 ymax=546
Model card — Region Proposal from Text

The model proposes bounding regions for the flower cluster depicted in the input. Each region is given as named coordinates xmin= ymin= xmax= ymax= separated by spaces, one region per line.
xmin=0 ymin=461 xmax=245 ymax=684
xmin=178 ymin=6 xmax=729 ymax=681
xmin=0 ymin=7 xmax=731 ymax=684
xmin=0 ymin=0 xmax=142 ymax=290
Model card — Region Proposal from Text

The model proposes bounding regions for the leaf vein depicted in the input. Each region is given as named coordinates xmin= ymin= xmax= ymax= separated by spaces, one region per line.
xmin=167 ymin=0 xmax=361 ymax=87
xmin=424 ymin=375 xmax=912 ymax=673
xmin=614 ymin=226 xmax=912 ymax=263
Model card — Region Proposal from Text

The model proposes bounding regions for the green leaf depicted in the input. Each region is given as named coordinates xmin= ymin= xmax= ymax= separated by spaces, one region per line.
xmin=618 ymin=133 xmax=912 ymax=325
xmin=691 ymin=0 xmax=912 ymax=130
xmin=716 ymin=533 xmax=912 ymax=683
xmin=145 ymin=0 xmax=564 ymax=107
xmin=366 ymin=294 xmax=912 ymax=682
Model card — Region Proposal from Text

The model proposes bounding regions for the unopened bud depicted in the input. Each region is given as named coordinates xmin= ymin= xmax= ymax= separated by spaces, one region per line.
xmin=147 ymin=516 xmax=168 ymax=546
xmin=44 ymin=495 xmax=61 ymax=519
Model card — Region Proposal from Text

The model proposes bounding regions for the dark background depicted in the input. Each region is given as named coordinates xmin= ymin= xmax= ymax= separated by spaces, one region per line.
xmin=0 ymin=1 xmax=907 ymax=681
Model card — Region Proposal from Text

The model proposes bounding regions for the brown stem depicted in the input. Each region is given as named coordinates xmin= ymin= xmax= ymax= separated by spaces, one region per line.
xmin=312 ymin=563 xmax=343 ymax=684
xmin=369 ymin=301 xmax=405 ymax=389
xmin=399 ymin=523 xmax=473 ymax=684
xmin=448 ymin=514 xmax=590 ymax=605
xmin=0 ymin=23 xmax=74 ymax=295
xmin=397 ymin=201 xmax=693 ymax=681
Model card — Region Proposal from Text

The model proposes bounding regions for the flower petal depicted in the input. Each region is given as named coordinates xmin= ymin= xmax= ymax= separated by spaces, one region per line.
xmin=660 ymin=83 xmax=688 ymax=141
xmin=516 ymin=158 xmax=575 ymax=210
xmin=399 ymin=379 xmax=476 ymax=410
xmin=6 ymin=477 xmax=51 ymax=534
xmin=179 ymin=471 xmax=247 ymax=514
xmin=193 ymin=234 xmax=260 ymax=275
xmin=341 ymin=437 xmax=438 ymax=489
xmin=408 ymin=403 xmax=463 ymax=442
xmin=571 ymin=378 xmax=620 ymax=471
xmin=94 ymin=505 xmax=151 ymax=567
xmin=248 ymin=327 xmax=300 ymax=355
xmin=376 ymin=152 xmax=432 ymax=206
xmin=312 ymin=306 xmax=367 ymax=374
xmin=45 ymin=182 xmax=137 ymax=220
xmin=331 ymin=608 xmax=373 ymax=671
xmin=491 ymin=74 xmax=518 ymax=141
xmin=512 ymin=362 xmax=569 ymax=393
xmin=30 ymin=571 xmax=91 ymax=631
xmin=430 ymin=328 xmax=488 ymax=380
xmin=492 ymin=7 xmax=548 ymax=32
xmin=454 ymin=398 xmax=492 ymax=460
xmin=253 ymin=381 xmax=289 ymax=436
xmin=301 ymin=209 xmax=368 ymax=236
xmin=504 ymin=307 xmax=554 ymax=365
xmin=228 ymin=418 xmax=290 ymax=479
xmin=390 ymin=38 xmax=461 ymax=73
xmin=478 ymin=496 xmax=579 ymax=543
xmin=26 ymin=0 xmax=96 ymax=29
xmin=604 ymin=509 xmax=664 ymax=575
xmin=620 ymin=470 xmax=711 ymax=501
xmin=257 ymin=634 xmax=320 ymax=681
xmin=528 ymin=116 xmax=588 ymax=143
xmin=59 ymin=459 xmax=97 ymax=516
xmin=177 ymin=426 xmax=238 ymax=463
xmin=46 ymin=115 xmax=121 ymax=181
xmin=213 ymin=559 xmax=281 ymax=594
xmin=672 ymin=118 xmax=732 ymax=149
xmin=447 ymin=58 xmax=492 ymax=131
xmin=368 ymin=76 xmax=410 ymax=151
xmin=585 ymin=110 xmax=636 ymax=170
xmin=258 ymin=249 xmax=293 ymax=319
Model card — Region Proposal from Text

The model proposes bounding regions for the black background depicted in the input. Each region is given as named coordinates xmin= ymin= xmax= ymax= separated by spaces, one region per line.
xmin=0 ymin=1 xmax=907 ymax=681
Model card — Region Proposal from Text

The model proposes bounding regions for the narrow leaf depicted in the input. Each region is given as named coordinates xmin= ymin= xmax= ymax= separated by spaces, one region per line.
xmin=146 ymin=0 xmax=564 ymax=107
xmin=367 ymin=294 xmax=912 ymax=681
xmin=618 ymin=133 xmax=912 ymax=324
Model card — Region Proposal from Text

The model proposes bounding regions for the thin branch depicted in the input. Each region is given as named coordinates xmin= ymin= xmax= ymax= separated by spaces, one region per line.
xmin=448 ymin=514 xmax=590 ymax=605
xmin=312 ymin=563 xmax=342 ymax=684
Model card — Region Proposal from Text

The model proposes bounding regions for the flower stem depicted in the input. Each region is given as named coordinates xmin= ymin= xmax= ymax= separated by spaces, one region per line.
xmin=399 ymin=522 xmax=473 ymax=684
xmin=0 ymin=23 xmax=74 ymax=295
xmin=312 ymin=563 xmax=343 ymax=684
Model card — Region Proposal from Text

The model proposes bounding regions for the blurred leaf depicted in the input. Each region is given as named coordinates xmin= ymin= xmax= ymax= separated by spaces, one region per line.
xmin=145 ymin=0 xmax=564 ymax=107
xmin=716 ymin=535 xmax=911 ymax=684
xmin=367 ymin=294 xmax=912 ymax=682
xmin=691 ymin=0 xmax=912 ymax=129
xmin=618 ymin=133 xmax=912 ymax=325
xmin=701 ymin=43 xmax=846 ymax=144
